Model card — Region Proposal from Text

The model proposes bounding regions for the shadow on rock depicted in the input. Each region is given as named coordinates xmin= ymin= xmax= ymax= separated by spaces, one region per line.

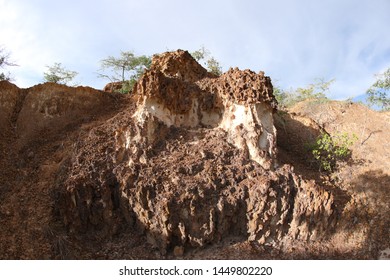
xmin=274 ymin=110 xmax=323 ymax=180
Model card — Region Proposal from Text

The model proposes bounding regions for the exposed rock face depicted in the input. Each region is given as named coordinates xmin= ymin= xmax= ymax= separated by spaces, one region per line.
xmin=16 ymin=83 xmax=119 ymax=148
xmin=57 ymin=50 xmax=338 ymax=253
xmin=133 ymin=50 xmax=277 ymax=168
xmin=0 ymin=81 xmax=124 ymax=259
xmin=200 ymin=69 xmax=277 ymax=168
xmin=0 ymin=81 xmax=21 ymax=135
xmin=0 ymin=81 xmax=119 ymax=149
xmin=149 ymin=50 xmax=211 ymax=82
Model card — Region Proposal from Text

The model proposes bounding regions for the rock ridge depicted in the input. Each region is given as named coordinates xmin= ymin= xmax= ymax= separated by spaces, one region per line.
xmin=57 ymin=50 xmax=338 ymax=254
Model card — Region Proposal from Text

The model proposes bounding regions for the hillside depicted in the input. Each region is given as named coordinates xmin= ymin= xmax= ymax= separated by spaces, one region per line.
xmin=0 ymin=50 xmax=389 ymax=259
xmin=275 ymin=100 xmax=390 ymax=259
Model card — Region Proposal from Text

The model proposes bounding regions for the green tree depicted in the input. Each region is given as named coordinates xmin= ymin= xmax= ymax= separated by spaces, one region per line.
xmin=0 ymin=46 xmax=17 ymax=81
xmin=277 ymin=78 xmax=333 ymax=107
xmin=191 ymin=46 xmax=210 ymax=61
xmin=206 ymin=57 xmax=222 ymax=76
xmin=191 ymin=46 xmax=222 ymax=76
xmin=272 ymin=82 xmax=288 ymax=107
xmin=366 ymin=67 xmax=390 ymax=111
xmin=43 ymin=62 xmax=78 ymax=85
xmin=98 ymin=51 xmax=152 ymax=93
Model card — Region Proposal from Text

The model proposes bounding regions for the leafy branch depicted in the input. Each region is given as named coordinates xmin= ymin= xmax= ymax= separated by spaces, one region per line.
xmin=311 ymin=132 xmax=358 ymax=172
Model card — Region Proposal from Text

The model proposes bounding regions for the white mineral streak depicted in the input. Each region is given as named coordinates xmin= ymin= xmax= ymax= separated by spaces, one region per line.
xmin=133 ymin=95 xmax=276 ymax=169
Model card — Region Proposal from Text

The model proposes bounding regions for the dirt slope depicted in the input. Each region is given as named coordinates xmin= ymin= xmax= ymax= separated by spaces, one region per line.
xmin=0 ymin=81 xmax=126 ymax=259
xmin=275 ymin=100 xmax=390 ymax=259
xmin=0 ymin=51 xmax=389 ymax=260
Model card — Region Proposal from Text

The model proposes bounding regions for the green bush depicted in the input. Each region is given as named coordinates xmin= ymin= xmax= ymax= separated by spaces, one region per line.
xmin=311 ymin=132 xmax=358 ymax=172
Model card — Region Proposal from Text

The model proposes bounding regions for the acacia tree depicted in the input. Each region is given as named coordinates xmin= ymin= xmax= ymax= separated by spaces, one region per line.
xmin=98 ymin=51 xmax=151 ymax=93
xmin=0 ymin=46 xmax=18 ymax=81
xmin=191 ymin=46 xmax=222 ymax=76
xmin=43 ymin=62 xmax=78 ymax=85
xmin=367 ymin=67 xmax=390 ymax=111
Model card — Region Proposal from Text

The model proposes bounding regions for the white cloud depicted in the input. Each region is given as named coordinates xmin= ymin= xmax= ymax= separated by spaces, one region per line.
xmin=1 ymin=0 xmax=389 ymax=97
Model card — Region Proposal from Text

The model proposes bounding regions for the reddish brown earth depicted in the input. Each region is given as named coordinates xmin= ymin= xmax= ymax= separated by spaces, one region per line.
xmin=0 ymin=50 xmax=389 ymax=259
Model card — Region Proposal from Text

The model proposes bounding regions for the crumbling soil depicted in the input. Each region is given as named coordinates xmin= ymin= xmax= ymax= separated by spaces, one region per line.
xmin=0 ymin=51 xmax=389 ymax=259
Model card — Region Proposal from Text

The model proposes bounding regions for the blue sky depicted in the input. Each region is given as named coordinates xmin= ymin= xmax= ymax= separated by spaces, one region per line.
xmin=1 ymin=0 xmax=389 ymax=100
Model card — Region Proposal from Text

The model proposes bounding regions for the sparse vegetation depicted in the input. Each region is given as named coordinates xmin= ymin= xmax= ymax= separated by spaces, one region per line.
xmin=273 ymin=85 xmax=287 ymax=105
xmin=0 ymin=46 xmax=17 ymax=81
xmin=311 ymin=132 xmax=358 ymax=172
xmin=43 ymin=62 xmax=78 ymax=85
xmin=275 ymin=78 xmax=333 ymax=108
xmin=367 ymin=67 xmax=390 ymax=111
xmin=191 ymin=46 xmax=222 ymax=75
xmin=98 ymin=51 xmax=151 ymax=93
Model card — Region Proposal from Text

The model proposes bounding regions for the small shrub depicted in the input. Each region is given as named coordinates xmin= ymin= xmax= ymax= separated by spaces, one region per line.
xmin=311 ymin=132 xmax=358 ymax=172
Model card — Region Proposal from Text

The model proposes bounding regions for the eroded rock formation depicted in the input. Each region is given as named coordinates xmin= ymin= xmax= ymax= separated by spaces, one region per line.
xmin=0 ymin=81 xmax=119 ymax=148
xmin=57 ymin=50 xmax=338 ymax=253
xmin=0 ymin=80 xmax=123 ymax=259
xmin=133 ymin=51 xmax=277 ymax=168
